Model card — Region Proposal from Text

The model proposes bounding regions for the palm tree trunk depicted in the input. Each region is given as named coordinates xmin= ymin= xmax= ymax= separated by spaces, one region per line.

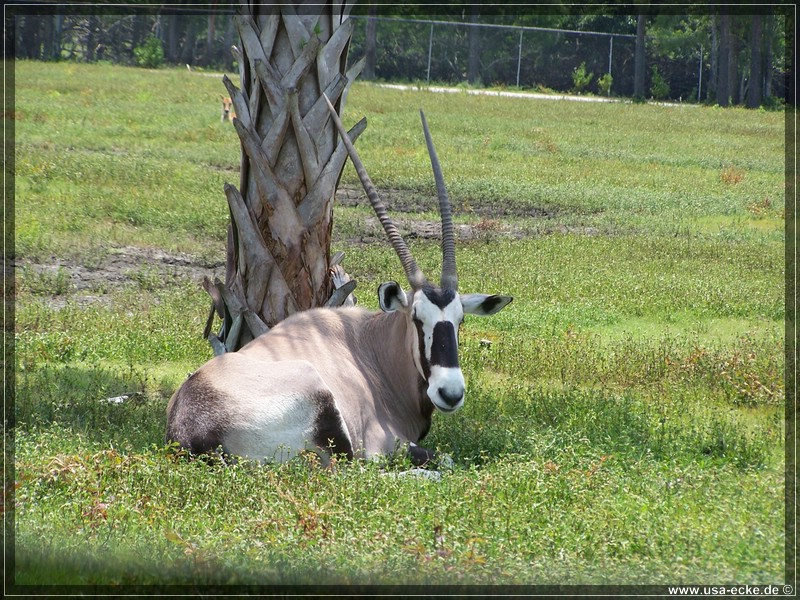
xmin=205 ymin=0 xmax=364 ymax=353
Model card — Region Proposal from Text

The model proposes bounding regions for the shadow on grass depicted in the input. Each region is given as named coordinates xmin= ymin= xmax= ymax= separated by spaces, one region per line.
xmin=431 ymin=378 xmax=781 ymax=470
xmin=14 ymin=363 xmax=169 ymax=452
xmin=14 ymin=361 xmax=781 ymax=471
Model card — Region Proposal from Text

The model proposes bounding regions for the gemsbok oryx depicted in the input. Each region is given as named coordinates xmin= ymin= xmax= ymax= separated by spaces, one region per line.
xmin=220 ymin=95 xmax=235 ymax=122
xmin=165 ymin=97 xmax=513 ymax=466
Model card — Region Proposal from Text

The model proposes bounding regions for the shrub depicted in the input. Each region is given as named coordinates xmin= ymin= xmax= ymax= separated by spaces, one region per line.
xmin=760 ymin=95 xmax=785 ymax=111
xmin=650 ymin=66 xmax=670 ymax=100
xmin=571 ymin=62 xmax=593 ymax=94
xmin=598 ymin=73 xmax=613 ymax=96
xmin=133 ymin=36 xmax=164 ymax=69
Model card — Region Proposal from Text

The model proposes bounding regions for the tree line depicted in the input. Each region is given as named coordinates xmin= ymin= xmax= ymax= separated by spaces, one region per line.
xmin=352 ymin=9 xmax=790 ymax=107
xmin=7 ymin=5 xmax=792 ymax=107
xmin=10 ymin=8 xmax=239 ymax=71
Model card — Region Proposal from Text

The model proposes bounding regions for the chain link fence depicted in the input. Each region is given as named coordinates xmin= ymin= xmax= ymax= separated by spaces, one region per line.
xmin=349 ymin=16 xmax=709 ymax=101
xmin=10 ymin=11 xmax=785 ymax=104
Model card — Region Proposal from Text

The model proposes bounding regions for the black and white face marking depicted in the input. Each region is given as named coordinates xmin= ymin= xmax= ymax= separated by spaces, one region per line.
xmin=411 ymin=287 xmax=466 ymax=413
xmin=378 ymin=280 xmax=514 ymax=414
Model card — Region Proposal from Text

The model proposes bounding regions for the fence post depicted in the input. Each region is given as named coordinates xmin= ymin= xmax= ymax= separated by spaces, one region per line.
xmin=426 ymin=22 xmax=433 ymax=82
xmin=608 ymin=36 xmax=613 ymax=78
xmin=697 ymin=45 xmax=703 ymax=102
xmin=516 ymin=28 xmax=523 ymax=87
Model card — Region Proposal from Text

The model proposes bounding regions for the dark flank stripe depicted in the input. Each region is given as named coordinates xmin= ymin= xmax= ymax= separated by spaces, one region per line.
xmin=165 ymin=371 xmax=229 ymax=455
xmin=313 ymin=391 xmax=354 ymax=460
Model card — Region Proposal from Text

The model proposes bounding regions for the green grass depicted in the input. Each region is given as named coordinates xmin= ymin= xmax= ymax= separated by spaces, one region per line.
xmin=11 ymin=60 xmax=787 ymax=589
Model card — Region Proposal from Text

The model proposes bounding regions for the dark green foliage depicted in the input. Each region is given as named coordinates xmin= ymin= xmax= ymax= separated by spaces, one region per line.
xmin=650 ymin=65 xmax=670 ymax=100
xmin=571 ymin=62 xmax=593 ymax=93
xmin=133 ymin=36 xmax=165 ymax=69
xmin=598 ymin=72 xmax=613 ymax=96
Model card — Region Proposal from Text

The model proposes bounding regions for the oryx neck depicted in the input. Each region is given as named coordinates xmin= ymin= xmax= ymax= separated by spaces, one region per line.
xmin=363 ymin=310 xmax=431 ymax=432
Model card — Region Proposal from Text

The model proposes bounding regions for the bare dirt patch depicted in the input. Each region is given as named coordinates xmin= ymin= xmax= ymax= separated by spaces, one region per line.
xmin=18 ymin=188 xmax=595 ymax=305
xmin=349 ymin=215 xmax=527 ymax=244
xmin=15 ymin=246 xmax=225 ymax=307
xmin=336 ymin=184 xmax=559 ymax=219
xmin=334 ymin=184 xmax=561 ymax=244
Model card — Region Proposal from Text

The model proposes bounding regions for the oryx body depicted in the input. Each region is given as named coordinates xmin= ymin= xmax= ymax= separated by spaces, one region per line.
xmin=166 ymin=101 xmax=512 ymax=465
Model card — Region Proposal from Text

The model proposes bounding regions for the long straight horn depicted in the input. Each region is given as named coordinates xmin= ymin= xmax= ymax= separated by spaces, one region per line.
xmin=323 ymin=94 xmax=426 ymax=289
xmin=420 ymin=110 xmax=458 ymax=291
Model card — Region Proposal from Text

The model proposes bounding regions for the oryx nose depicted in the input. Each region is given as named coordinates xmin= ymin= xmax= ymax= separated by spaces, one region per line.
xmin=438 ymin=387 xmax=464 ymax=408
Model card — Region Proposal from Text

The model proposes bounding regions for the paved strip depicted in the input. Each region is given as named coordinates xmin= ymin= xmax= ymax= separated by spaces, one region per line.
xmin=375 ymin=82 xmax=694 ymax=108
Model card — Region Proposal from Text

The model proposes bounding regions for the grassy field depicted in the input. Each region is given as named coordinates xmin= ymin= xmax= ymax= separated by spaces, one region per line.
xmin=10 ymin=60 xmax=788 ymax=590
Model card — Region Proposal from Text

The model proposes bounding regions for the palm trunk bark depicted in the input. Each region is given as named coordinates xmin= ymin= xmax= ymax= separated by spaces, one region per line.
xmin=205 ymin=0 xmax=364 ymax=353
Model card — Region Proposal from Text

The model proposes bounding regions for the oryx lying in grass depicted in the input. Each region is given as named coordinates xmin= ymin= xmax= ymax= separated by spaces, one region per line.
xmin=165 ymin=98 xmax=512 ymax=466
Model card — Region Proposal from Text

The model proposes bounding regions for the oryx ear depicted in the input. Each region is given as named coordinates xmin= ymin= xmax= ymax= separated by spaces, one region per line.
xmin=461 ymin=294 xmax=513 ymax=316
xmin=378 ymin=281 xmax=409 ymax=312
